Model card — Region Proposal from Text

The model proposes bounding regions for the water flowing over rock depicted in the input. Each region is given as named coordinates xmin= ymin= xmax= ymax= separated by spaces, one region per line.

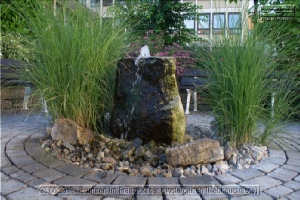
xmin=165 ymin=138 xmax=224 ymax=167
xmin=111 ymin=57 xmax=186 ymax=144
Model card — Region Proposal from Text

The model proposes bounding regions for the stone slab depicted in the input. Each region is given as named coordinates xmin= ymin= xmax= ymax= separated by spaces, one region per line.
xmin=230 ymin=192 xmax=273 ymax=200
xmin=148 ymin=177 xmax=180 ymax=186
xmin=6 ymin=187 xmax=61 ymax=200
xmin=1 ymin=165 xmax=20 ymax=175
xmin=215 ymin=173 xmax=242 ymax=185
xmin=53 ymin=175 xmax=97 ymax=192
xmin=38 ymin=157 xmax=66 ymax=168
xmin=294 ymin=175 xmax=300 ymax=182
xmin=285 ymin=150 xmax=300 ymax=160
xmin=55 ymin=163 xmax=92 ymax=177
xmin=180 ymin=175 xmax=220 ymax=187
xmin=5 ymin=150 xmax=28 ymax=157
xmin=33 ymin=168 xmax=65 ymax=182
xmin=263 ymin=157 xmax=286 ymax=165
xmin=0 ymin=179 xmax=27 ymax=196
xmin=83 ymin=172 xmax=119 ymax=184
xmin=286 ymin=190 xmax=300 ymax=200
xmin=264 ymin=185 xmax=293 ymax=199
xmin=286 ymin=159 xmax=300 ymax=167
xmin=27 ymin=178 xmax=49 ymax=189
xmin=282 ymin=164 xmax=300 ymax=173
xmin=9 ymin=155 xmax=37 ymax=167
xmin=0 ymin=156 xmax=11 ymax=168
xmin=267 ymin=168 xmax=298 ymax=182
xmin=268 ymin=149 xmax=285 ymax=158
xmin=239 ymin=176 xmax=281 ymax=191
xmin=201 ymin=187 xmax=229 ymax=200
xmin=10 ymin=171 xmax=37 ymax=183
xmin=251 ymin=161 xmax=279 ymax=173
xmin=230 ymin=168 xmax=264 ymax=181
xmin=284 ymin=180 xmax=300 ymax=191
xmin=112 ymin=176 xmax=147 ymax=186
xmin=21 ymin=163 xmax=48 ymax=174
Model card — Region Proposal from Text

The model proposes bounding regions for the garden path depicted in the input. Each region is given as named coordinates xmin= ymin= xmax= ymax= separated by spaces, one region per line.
xmin=1 ymin=111 xmax=300 ymax=199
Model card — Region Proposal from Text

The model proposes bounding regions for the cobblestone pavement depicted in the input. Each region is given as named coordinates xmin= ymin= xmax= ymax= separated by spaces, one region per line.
xmin=1 ymin=111 xmax=300 ymax=200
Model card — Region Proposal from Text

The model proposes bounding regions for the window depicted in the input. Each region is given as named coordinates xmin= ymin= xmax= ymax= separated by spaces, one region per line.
xmin=198 ymin=14 xmax=210 ymax=34
xmin=184 ymin=19 xmax=195 ymax=29
xmin=228 ymin=13 xmax=241 ymax=33
xmin=213 ymin=13 xmax=225 ymax=34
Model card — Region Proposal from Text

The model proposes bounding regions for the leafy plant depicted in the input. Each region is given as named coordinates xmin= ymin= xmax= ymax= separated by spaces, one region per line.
xmin=113 ymin=0 xmax=202 ymax=46
xmin=12 ymin=0 xmax=133 ymax=131
xmin=194 ymin=22 xmax=299 ymax=146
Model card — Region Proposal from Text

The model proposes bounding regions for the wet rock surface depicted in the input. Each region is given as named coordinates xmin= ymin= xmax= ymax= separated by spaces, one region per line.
xmin=110 ymin=57 xmax=186 ymax=144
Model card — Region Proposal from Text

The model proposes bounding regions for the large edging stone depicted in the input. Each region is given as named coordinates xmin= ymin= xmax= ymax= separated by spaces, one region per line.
xmin=165 ymin=138 xmax=224 ymax=167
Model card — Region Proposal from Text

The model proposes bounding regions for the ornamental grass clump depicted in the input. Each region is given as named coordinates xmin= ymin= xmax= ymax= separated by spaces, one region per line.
xmin=195 ymin=22 xmax=299 ymax=146
xmin=13 ymin=1 xmax=133 ymax=131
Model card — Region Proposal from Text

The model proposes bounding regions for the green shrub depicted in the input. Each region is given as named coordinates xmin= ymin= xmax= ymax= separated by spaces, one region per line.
xmin=13 ymin=1 xmax=133 ymax=131
xmin=194 ymin=23 xmax=299 ymax=146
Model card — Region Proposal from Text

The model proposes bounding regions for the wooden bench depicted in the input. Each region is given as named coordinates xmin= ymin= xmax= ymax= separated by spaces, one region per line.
xmin=178 ymin=68 xmax=208 ymax=114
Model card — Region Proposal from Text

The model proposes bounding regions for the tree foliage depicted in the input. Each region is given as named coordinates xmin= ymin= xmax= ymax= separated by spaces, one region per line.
xmin=114 ymin=0 xmax=202 ymax=45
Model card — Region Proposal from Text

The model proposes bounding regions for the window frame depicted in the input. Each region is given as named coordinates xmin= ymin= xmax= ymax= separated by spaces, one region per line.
xmin=228 ymin=12 xmax=242 ymax=33
xmin=212 ymin=13 xmax=225 ymax=34
xmin=197 ymin=13 xmax=210 ymax=34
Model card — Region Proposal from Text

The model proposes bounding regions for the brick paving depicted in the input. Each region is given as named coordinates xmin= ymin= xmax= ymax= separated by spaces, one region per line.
xmin=1 ymin=112 xmax=300 ymax=200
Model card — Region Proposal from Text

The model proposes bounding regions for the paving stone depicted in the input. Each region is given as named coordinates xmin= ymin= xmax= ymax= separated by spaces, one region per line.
xmin=137 ymin=195 xmax=163 ymax=200
xmin=33 ymin=168 xmax=65 ymax=182
xmin=230 ymin=168 xmax=264 ymax=181
xmin=267 ymin=168 xmax=298 ymax=182
xmin=286 ymin=190 xmax=300 ymax=200
xmin=148 ymin=177 xmax=180 ymax=186
xmin=0 ymin=178 xmax=27 ymax=196
xmin=53 ymin=176 xmax=97 ymax=193
xmin=6 ymin=150 xmax=28 ymax=157
xmin=239 ymin=176 xmax=281 ymax=191
xmin=5 ymin=144 xmax=24 ymax=151
xmin=38 ymin=157 xmax=66 ymax=168
xmin=55 ymin=163 xmax=92 ymax=177
xmin=58 ymin=195 xmax=103 ymax=200
xmin=112 ymin=175 xmax=147 ymax=186
xmin=1 ymin=195 xmax=7 ymax=200
xmin=285 ymin=150 xmax=300 ymax=160
xmin=294 ymin=175 xmax=300 ymax=182
xmin=282 ymin=164 xmax=300 ymax=173
xmin=251 ymin=161 xmax=279 ymax=173
xmin=9 ymin=155 xmax=37 ymax=167
xmin=201 ymin=187 xmax=229 ymax=200
xmin=268 ymin=149 xmax=286 ymax=158
xmin=264 ymin=157 xmax=286 ymax=165
xmin=264 ymin=185 xmax=293 ymax=199
xmin=6 ymin=187 xmax=61 ymax=200
xmin=284 ymin=180 xmax=300 ymax=191
xmin=0 ymin=156 xmax=11 ymax=168
xmin=21 ymin=163 xmax=48 ymax=173
xmin=83 ymin=172 xmax=119 ymax=184
xmin=230 ymin=192 xmax=273 ymax=200
xmin=215 ymin=173 xmax=242 ymax=185
xmin=1 ymin=172 xmax=10 ymax=181
xmin=180 ymin=175 xmax=220 ymax=187
xmin=165 ymin=194 xmax=201 ymax=200
xmin=286 ymin=159 xmax=300 ymax=167
xmin=27 ymin=178 xmax=49 ymax=189
xmin=10 ymin=171 xmax=37 ymax=183
xmin=146 ymin=177 xmax=180 ymax=197
xmin=1 ymin=165 xmax=20 ymax=175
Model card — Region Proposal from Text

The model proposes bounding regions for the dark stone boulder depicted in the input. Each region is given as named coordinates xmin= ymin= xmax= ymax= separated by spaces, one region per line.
xmin=111 ymin=57 xmax=186 ymax=144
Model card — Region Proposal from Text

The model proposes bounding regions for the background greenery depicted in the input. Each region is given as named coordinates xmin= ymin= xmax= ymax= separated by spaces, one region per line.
xmin=9 ymin=0 xmax=133 ymax=132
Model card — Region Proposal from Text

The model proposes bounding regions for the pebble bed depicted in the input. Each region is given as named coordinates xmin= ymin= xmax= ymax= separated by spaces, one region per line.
xmin=41 ymin=120 xmax=269 ymax=178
